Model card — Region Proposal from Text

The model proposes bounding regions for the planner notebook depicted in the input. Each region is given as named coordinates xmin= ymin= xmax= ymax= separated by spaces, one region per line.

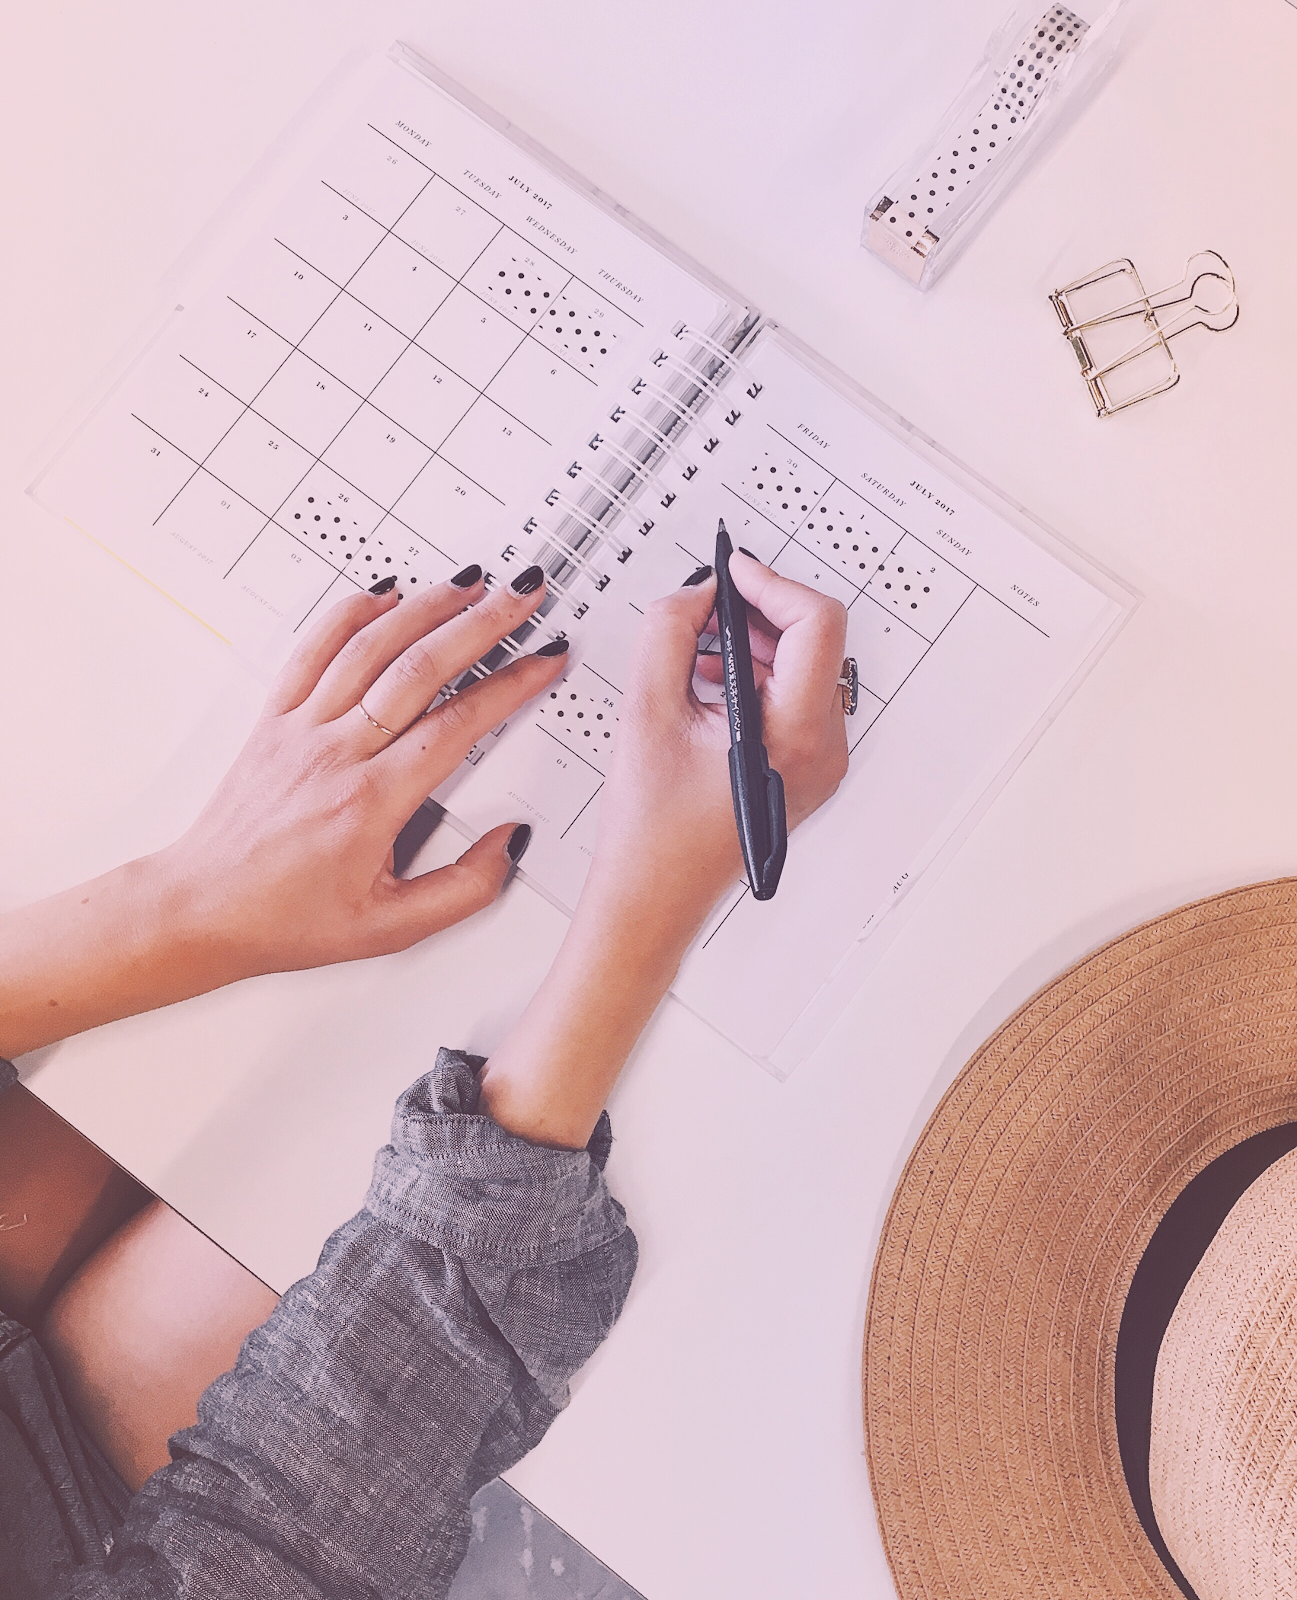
xmin=32 ymin=44 xmax=1133 ymax=1074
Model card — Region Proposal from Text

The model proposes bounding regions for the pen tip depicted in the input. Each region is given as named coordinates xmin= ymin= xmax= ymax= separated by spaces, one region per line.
xmin=717 ymin=517 xmax=727 ymax=534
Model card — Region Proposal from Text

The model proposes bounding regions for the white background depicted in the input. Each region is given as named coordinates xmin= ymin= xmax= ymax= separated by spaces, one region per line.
xmin=4 ymin=1 xmax=1296 ymax=1595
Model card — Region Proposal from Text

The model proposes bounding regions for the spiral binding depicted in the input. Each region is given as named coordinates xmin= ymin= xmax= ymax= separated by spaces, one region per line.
xmin=542 ymin=492 xmax=631 ymax=560
xmin=615 ymin=409 xmax=696 ymax=474
xmin=577 ymin=433 xmax=659 ymax=486
xmin=534 ymin=523 xmax=611 ymax=589
xmin=619 ymin=375 xmax=705 ymax=431
xmin=648 ymin=350 xmax=731 ymax=405
xmin=539 ymin=493 xmax=605 ymax=537
xmin=528 ymin=329 xmax=742 ymax=593
xmin=552 ymin=473 xmax=641 ymax=525
xmin=674 ymin=323 xmax=761 ymax=394
xmin=445 ymin=321 xmax=752 ymax=700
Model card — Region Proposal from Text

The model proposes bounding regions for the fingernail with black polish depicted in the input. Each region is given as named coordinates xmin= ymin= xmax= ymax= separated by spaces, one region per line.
xmin=535 ymin=636 xmax=569 ymax=657
xmin=682 ymin=564 xmax=713 ymax=587
xmin=738 ymin=547 xmax=758 ymax=560
xmin=506 ymin=823 xmax=532 ymax=865
xmin=450 ymin=563 xmax=482 ymax=589
xmin=369 ymin=575 xmax=398 ymax=595
xmin=509 ymin=564 xmax=545 ymax=595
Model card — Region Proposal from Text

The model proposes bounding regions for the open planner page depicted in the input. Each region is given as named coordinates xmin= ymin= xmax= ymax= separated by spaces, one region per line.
xmin=33 ymin=49 xmax=740 ymax=669
xmin=32 ymin=46 xmax=1130 ymax=1076
xmin=443 ymin=326 xmax=1129 ymax=1069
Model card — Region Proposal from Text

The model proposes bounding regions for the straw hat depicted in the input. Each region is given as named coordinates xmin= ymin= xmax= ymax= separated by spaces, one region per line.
xmin=864 ymin=879 xmax=1297 ymax=1600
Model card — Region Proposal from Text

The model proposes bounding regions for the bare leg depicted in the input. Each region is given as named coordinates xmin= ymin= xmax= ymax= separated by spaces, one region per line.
xmin=40 ymin=1201 xmax=279 ymax=1491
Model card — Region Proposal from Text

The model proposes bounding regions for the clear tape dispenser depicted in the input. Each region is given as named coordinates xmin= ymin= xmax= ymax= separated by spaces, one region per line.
xmin=864 ymin=0 xmax=1127 ymax=290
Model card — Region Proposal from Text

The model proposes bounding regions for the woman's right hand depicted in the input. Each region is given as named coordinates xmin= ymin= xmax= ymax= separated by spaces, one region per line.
xmin=585 ymin=549 xmax=850 ymax=944
xmin=478 ymin=551 xmax=849 ymax=1148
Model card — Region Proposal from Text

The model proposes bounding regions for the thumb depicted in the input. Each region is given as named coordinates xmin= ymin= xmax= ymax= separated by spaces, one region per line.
xmin=379 ymin=822 xmax=528 ymax=948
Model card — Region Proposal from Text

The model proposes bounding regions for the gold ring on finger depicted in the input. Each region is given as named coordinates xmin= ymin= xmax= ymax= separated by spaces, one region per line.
xmin=358 ymin=699 xmax=404 ymax=741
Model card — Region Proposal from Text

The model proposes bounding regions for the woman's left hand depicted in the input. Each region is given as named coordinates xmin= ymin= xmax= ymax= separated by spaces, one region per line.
xmin=164 ymin=568 xmax=565 ymax=981
xmin=0 ymin=568 xmax=566 ymax=1057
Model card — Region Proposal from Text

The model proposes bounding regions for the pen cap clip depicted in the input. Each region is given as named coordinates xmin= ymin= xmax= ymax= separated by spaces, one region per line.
xmin=751 ymin=761 xmax=790 ymax=902
xmin=752 ymin=765 xmax=787 ymax=902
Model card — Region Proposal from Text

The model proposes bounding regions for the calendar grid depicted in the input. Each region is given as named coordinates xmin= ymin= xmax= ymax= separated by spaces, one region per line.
xmin=764 ymin=424 xmax=1050 ymax=639
xmin=222 ymin=193 xmax=517 ymax=587
xmin=137 ymin=131 xmax=661 ymax=627
xmin=131 ymin=385 xmax=461 ymax=568
xmin=206 ymin=299 xmax=550 ymax=454
xmin=301 ymin=192 xmax=598 ymax=392
xmin=148 ymin=157 xmax=617 ymax=606
xmin=265 ymin=241 xmax=563 ymax=428
xmin=715 ymin=484 xmax=930 ymax=657
xmin=364 ymin=123 xmax=647 ymax=331
xmin=717 ymin=434 xmax=1050 ymax=648
xmin=151 ymin=169 xmax=439 ymax=530
xmin=166 ymin=142 xmax=650 ymax=604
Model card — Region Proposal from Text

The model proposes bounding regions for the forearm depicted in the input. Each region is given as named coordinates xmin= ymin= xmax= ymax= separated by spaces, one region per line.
xmin=0 ymin=853 xmax=231 ymax=1058
xmin=479 ymin=861 xmax=729 ymax=1148
xmin=60 ymin=1053 xmax=636 ymax=1600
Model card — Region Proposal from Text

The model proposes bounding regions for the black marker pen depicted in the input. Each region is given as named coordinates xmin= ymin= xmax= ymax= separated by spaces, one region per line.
xmin=714 ymin=519 xmax=787 ymax=901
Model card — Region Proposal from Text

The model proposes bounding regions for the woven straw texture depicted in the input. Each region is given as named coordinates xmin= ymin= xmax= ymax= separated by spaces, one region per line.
xmin=864 ymin=879 xmax=1297 ymax=1600
xmin=1151 ymin=1145 xmax=1297 ymax=1599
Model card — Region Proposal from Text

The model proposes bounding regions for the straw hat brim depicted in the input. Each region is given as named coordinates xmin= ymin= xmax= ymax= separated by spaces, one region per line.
xmin=864 ymin=878 xmax=1297 ymax=1600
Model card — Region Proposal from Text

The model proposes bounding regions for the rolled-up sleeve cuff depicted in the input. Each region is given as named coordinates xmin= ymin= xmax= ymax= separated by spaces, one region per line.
xmin=364 ymin=1047 xmax=628 ymax=1268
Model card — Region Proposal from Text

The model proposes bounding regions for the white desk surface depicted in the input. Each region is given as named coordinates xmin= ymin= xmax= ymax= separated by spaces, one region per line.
xmin=4 ymin=0 xmax=1296 ymax=1594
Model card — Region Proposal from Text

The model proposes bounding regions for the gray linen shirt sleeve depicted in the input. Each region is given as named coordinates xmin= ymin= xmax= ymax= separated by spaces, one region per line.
xmin=62 ymin=1048 xmax=638 ymax=1600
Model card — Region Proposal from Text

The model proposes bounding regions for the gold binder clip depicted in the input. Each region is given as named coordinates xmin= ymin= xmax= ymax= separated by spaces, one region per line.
xmin=1049 ymin=250 xmax=1239 ymax=418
